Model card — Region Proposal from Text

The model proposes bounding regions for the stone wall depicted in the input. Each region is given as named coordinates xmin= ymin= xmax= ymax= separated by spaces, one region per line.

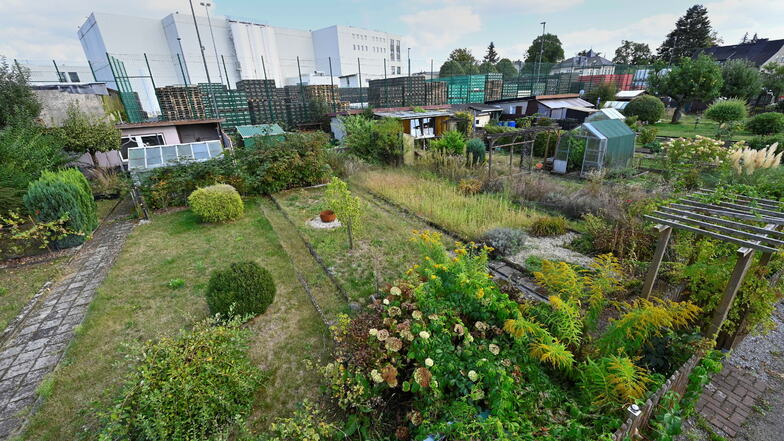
xmin=34 ymin=89 xmax=107 ymax=127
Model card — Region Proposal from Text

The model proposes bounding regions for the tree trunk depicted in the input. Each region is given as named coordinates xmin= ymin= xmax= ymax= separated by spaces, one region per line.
xmin=671 ymin=104 xmax=683 ymax=123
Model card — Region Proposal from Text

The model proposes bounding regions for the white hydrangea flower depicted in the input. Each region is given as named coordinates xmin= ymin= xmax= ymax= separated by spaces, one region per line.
xmin=425 ymin=358 xmax=434 ymax=367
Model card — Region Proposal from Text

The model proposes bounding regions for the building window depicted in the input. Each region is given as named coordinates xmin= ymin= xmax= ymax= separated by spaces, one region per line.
xmin=397 ymin=66 xmax=401 ymax=74
xmin=390 ymin=40 xmax=394 ymax=60
xmin=396 ymin=40 xmax=401 ymax=62
xmin=68 ymin=72 xmax=80 ymax=82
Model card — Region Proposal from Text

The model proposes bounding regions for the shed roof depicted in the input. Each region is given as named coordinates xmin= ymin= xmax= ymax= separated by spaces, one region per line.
xmin=583 ymin=119 xmax=635 ymax=139
xmin=236 ymin=124 xmax=285 ymax=139
xmin=116 ymin=118 xmax=223 ymax=129
xmin=538 ymin=97 xmax=594 ymax=109
xmin=615 ymin=90 xmax=647 ymax=100
xmin=585 ymin=108 xmax=626 ymax=122
xmin=603 ymin=101 xmax=629 ymax=110
xmin=373 ymin=109 xmax=454 ymax=119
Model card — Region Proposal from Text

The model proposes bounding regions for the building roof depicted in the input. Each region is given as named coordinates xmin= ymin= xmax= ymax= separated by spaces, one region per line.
xmin=699 ymin=39 xmax=784 ymax=67
xmin=116 ymin=118 xmax=223 ymax=129
xmin=552 ymin=50 xmax=614 ymax=70
xmin=373 ymin=109 xmax=454 ymax=119
xmin=603 ymin=101 xmax=629 ymax=110
xmin=615 ymin=90 xmax=647 ymax=100
xmin=585 ymin=108 xmax=626 ymax=122
xmin=583 ymin=119 xmax=635 ymax=139
xmin=538 ymin=97 xmax=594 ymax=109
xmin=236 ymin=124 xmax=285 ymax=138
xmin=484 ymin=93 xmax=580 ymax=104
xmin=565 ymin=106 xmax=600 ymax=113
xmin=452 ymin=103 xmax=503 ymax=112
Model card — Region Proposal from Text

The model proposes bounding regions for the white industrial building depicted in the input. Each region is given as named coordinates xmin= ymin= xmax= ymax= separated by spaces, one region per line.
xmin=77 ymin=11 xmax=408 ymax=116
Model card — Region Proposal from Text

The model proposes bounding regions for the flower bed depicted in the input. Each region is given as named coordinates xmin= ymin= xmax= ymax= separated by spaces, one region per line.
xmin=323 ymin=231 xmax=703 ymax=440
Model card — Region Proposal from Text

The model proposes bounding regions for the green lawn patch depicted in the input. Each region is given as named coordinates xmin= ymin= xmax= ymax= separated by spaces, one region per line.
xmin=0 ymin=258 xmax=66 ymax=331
xmin=22 ymin=199 xmax=330 ymax=440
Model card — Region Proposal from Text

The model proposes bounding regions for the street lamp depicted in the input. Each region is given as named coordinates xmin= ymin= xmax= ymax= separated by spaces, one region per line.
xmin=176 ymin=37 xmax=191 ymax=84
xmin=407 ymin=47 xmax=411 ymax=77
xmin=200 ymin=2 xmax=224 ymax=85
xmin=187 ymin=0 xmax=218 ymax=116
xmin=535 ymin=21 xmax=546 ymax=93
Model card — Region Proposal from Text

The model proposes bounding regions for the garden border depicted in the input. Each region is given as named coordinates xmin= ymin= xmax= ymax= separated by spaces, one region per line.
xmin=354 ymin=183 xmax=547 ymax=302
xmin=612 ymin=351 xmax=704 ymax=441
xmin=267 ymin=195 xmax=350 ymax=303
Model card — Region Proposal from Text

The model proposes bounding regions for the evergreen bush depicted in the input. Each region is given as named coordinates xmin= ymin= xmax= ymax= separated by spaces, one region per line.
xmin=206 ymin=261 xmax=276 ymax=319
xmin=23 ymin=168 xmax=97 ymax=249
xmin=746 ymin=112 xmax=784 ymax=135
xmin=466 ymin=138 xmax=486 ymax=165
xmin=704 ymin=98 xmax=748 ymax=125
xmin=188 ymin=184 xmax=244 ymax=223
xmin=624 ymin=96 xmax=665 ymax=124
xmin=482 ymin=227 xmax=527 ymax=256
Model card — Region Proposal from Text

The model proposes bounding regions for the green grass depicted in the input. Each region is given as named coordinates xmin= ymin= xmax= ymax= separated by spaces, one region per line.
xmin=274 ymin=187 xmax=452 ymax=303
xmin=0 ymin=257 xmax=66 ymax=331
xmin=354 ymin=168 xmax=542 ymax=240
xmin=22 ymin=199 xmax=331 ymax=440
xmin=652 ymin=113 xmax=754 ymax=141
xmin=95 ymin=199 xmax=117 ymax=221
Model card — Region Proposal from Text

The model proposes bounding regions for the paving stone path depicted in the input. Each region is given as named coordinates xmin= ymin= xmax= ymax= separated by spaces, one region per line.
xmin=696 ymin=364 xmax=767 ymax=438
xmin=0 ymin=216 xmax=134 ymax=439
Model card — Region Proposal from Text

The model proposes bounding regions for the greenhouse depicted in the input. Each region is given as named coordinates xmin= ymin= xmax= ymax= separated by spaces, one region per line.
xmin=127 ymin=140 xmax=224 ymax=172
xmin=577 ymin=119 xmax=636 ymax=175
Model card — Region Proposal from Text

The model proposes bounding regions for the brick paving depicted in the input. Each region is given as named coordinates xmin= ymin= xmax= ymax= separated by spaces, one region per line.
xmin=696 ymin=363 xmax=768 ymax=438
xmin=0 ymin=217 xmax=134 ymax=439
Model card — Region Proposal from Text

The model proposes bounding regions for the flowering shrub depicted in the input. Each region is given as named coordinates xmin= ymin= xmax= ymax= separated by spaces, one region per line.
xmin=663 ymin=136 xmax=728 ymax=167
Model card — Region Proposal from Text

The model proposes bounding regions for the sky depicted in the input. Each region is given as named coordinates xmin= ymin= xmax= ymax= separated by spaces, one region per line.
xmin=1 ymin=0 xmax=784 ymax=71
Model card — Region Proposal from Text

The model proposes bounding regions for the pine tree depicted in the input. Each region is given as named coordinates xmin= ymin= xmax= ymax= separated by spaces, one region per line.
xmin=657 ymin=5 xmax=719 ymax=62
xmin=484 ymin=42 xmax=499 ymax=64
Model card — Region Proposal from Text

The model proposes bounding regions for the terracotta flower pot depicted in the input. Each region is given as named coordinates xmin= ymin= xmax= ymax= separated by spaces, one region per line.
xmin=320 ymin=210 xmax=336 ymax=223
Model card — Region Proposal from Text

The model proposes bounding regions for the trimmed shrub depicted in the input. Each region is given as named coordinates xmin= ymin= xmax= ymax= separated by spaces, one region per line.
xmin=23 ymin=169 xmax=97 ymax=249
xmin=624 ymin=96 xmax=665 ymax=124
xmin=466 ymin=138 xmax=486 ymax=166
xmin=482 ymin=227 xmax=527 ymax=256
xmin=529 ymin=216 xmax=567 ymax=237
xmin=188 ymin=184 xmax=244 ymax=223
xmin=638 ymin=126 xmax=658 ymax=145
xmin=206 ymin=261 xmax=276 ymax=319
xmin=704 ymin=98 xmax=748 ymax=125
xmin=747 ymin=134 xmax=784 ymax=152
xmin=746 ymin=112 xmax=784 ymax=135
xmin=100 ymin=316 xmax=265 ymax=441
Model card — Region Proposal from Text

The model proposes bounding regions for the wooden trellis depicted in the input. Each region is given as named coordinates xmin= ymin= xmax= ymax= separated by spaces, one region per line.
xmin=484 ymin=126 xmax=561 ymax=179
xmin=641 ymin=189 xmax=784 ymax=344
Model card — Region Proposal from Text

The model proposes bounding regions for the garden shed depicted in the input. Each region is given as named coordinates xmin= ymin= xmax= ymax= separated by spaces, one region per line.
xmin=236 ymin=124 xmax=286 ymax=148
xmin=577 ymin=119 xmax=636 ymax=175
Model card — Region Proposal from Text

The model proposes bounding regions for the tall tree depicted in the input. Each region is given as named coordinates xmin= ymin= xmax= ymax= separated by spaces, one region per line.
xmin=439 ymin=60 xmax=465 ymax=77
xmin=478 ymin=61 xmax=498 ymax=74
xmin=649 ymin=54 xmax=723 ymax=122
xmin=439 ymin=48 xmax=479 ymax=76
xmin=0 ymin=57 xmax=41 ymax=128
xmin=762 ymin=63 xmax=784 ymax=103
xmin=495 ymin=58 xmax=518 ymax=80
xmin=720 ymin=59 xmax=762 ymax=101
xmin=524 ymin=34 xmax=565 ymax=64
xmin=483 ymin=42 xmax=499 ymax=64
xmin=657 ymin=5 xmax=720 ymax=62
xmin=613 ymin=41 xmax=653 ymax=64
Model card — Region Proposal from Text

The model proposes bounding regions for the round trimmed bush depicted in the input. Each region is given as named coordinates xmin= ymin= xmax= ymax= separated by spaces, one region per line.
xmin=746 ymin=112 xmax=784 ymax=135
xmin=624 ymin=96 xmax=665 ymax=124
xmin=206 ymin=261 xmax=276 ymax=319
xmin=704 ymin=98 xmax=748 ymax=125
xmin=482 ymin=227 xmax=527 ymax=256
xmin=187 ymin=184 xmax=244 ymax=223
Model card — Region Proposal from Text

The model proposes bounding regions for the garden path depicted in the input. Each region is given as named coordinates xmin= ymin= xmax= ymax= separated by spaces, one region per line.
xmin=0 ymin=205 xmax=134 ymax=439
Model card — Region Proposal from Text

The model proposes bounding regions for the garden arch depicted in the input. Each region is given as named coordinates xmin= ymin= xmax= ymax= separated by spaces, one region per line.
xmin=483 ymin=126 xmax=562 ymax=178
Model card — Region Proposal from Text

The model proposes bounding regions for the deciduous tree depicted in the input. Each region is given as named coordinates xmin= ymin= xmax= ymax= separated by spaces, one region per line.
xmin=524 ymin=34 xmax=565 ymax=64
xmin=0 ymin=57 xmax=41 ymax=128
xmin=613 ymin=40 xmax=653 ymax=64
xmin=649 ymin=55 xmax=723 ymax=123
xmin=720 ymin=59 xmax=762 ymax=101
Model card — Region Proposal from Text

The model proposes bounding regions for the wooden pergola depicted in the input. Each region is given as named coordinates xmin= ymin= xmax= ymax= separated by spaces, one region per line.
xmin=483 ymin=126 xmax=561 ymax=178
xmin=641 ymin=190 xmax=784 ymax=343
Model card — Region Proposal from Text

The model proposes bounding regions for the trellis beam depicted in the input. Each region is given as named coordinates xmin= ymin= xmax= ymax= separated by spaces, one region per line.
xmin=642 ymin=224 xmax=673 ymax=298
xmin=651 ymin=211 xmax=784 ymax=247
xmin=659 ymin=207 xmax=784 ymax=238
xmin=643 ymin=215 xmax=779 ymax=253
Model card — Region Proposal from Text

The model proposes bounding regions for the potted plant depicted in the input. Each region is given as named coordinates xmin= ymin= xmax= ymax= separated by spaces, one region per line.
xmin=320 ymin=210 xmax=336 ymax=223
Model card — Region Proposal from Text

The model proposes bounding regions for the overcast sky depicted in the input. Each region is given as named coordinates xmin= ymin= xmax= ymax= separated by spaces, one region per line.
xmin=1 ymin=0 xmax=783 ymax=71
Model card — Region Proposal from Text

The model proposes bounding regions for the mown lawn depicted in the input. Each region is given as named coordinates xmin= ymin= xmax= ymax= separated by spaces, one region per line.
xmin=353 ymin=168 xmax=542 ymax=240
xmin=274 ymin=186 xmax=452 ymax=303
xmin=0 ymin=258 xmax=66 ymax=331
xmin=652 ymin=113 xmax=754 ymax=141
xmin=22 ymin=199 xmax=331 ymax=440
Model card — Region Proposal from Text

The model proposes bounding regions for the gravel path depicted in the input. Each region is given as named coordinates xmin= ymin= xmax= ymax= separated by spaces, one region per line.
xmin=509 ymin=232 xmax=592 ymax=267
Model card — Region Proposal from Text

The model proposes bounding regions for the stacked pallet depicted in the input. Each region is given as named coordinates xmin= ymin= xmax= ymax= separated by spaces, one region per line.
xmin=426 ymin=81 xmax=447 ymax=106
xmin=156 ymin=85 xmax=206 ymax=120
xmin=428 ymin=74 xmax=488 ymax=104
xmin=238 ymin=80 xmax=287 ymax=124
xmin=367 ymin=76 xmax=432 ymax=107
xmin=198 ymin=83 xmax=251 ymax=127
xmin=338 ymin=87 xmax=364 ymax=104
